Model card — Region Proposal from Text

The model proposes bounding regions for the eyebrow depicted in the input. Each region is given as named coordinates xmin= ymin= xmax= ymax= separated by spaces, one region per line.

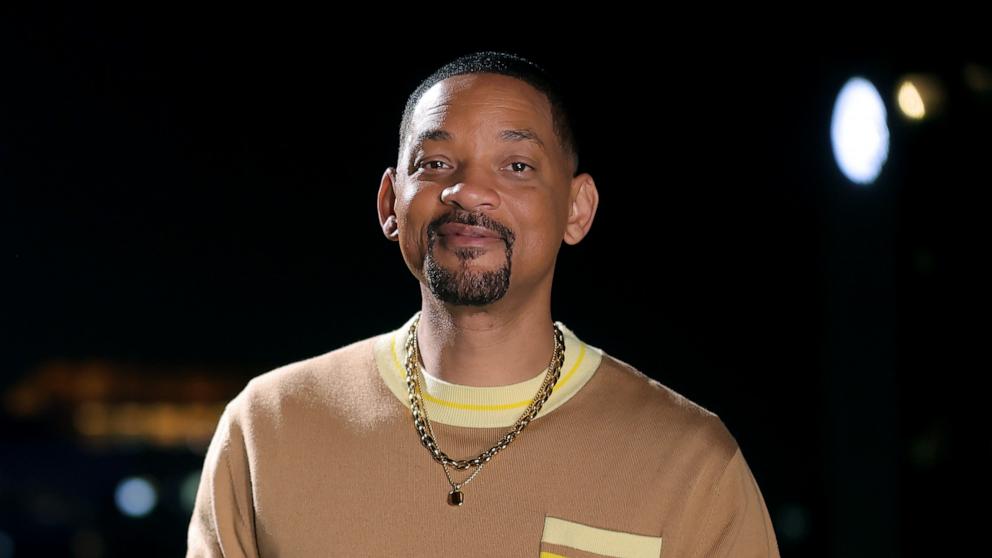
xmin=407 ymin=127 xmax=547 ymax=166
xmin=497 ymin=128 xmax=546 ymax=150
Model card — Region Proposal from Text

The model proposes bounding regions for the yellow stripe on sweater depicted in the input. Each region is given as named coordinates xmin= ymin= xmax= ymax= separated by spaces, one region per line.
xmin=541 ymin=516 xmax=663 ymax=558
xmin=388 ymin=330 xmax=586 ymax=411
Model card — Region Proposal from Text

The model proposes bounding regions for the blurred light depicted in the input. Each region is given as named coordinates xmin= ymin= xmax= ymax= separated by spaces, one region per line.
xmin=775 ymin=502 xmax=811 ymax=543
xmin=913 ymin=247 xmax=935 ymax=275
xmin=28 ymin=491 xmax=69 ymax=526
xmin=73 ymin=401 xmax=226 ymax=448
xmin=0 ymin=530 xmax=13 ymax=558
xmin=114 ymin=476 xmax=158 ymax=518
xmin=897 ymin=81 xmax=926 ymax=119
xmin=70 ymin=529 xmax=105 ymax=558
xmin=180 ymin=470 xmax=202 ymax=512
xmin=963 ymin=63 xmax=992 ymax=93
xmin=896 ymin=74 xmax=946 ymax=121
xmin=831 ymin=77 xmax=889 ymax=186
xmin=910 ymin=420 xmax=948 ymax=470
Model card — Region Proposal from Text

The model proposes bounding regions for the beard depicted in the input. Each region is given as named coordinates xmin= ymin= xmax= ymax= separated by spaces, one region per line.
xmin=423 ymin=213 xmax=515 ymax=307
xmin=424 ymin=243 xmax=513 ymax=306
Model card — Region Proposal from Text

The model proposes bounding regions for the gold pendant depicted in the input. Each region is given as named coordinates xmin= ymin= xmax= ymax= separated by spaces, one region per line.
xmin=448 ymin=488 xmax=464 ymax=506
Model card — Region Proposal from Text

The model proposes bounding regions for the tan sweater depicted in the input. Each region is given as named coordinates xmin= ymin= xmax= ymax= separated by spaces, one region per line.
xmin=187 ymin=312 xmax=780 ymax=557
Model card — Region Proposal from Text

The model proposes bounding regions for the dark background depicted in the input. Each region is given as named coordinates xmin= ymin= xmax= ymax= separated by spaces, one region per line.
xmin=2 ymin=8 xmax=989 ymax=557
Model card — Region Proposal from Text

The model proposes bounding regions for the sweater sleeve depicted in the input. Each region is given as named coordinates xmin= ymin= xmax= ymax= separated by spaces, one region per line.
xmin=687 ymin=446 xmax=781 ymax=558
xmin=186 ymin=400 xmax=260 ymax=558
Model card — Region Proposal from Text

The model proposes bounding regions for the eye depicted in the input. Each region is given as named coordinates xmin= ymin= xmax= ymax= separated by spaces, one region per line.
xmin=506 ymin=161 xmax=535 ymax=173
xmin=417 ymin=160 xmax=451 ymax=171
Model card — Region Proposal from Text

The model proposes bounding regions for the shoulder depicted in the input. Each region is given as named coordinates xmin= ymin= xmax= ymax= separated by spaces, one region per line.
xmin=591 ymin=349 xmax=740 ymax=460
xmin=223 ymin=331 xmax=385 ymax=426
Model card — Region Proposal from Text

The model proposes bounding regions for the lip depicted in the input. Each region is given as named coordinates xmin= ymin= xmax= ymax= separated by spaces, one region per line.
xmin=440 ymin=234 xmax=502 ymax=247
xmin=438 ymin=223 xmax=501 ymax=240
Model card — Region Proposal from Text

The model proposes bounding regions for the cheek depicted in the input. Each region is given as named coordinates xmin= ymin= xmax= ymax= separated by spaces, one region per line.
xmin=511 ymin=207 xmax=565 ymax=265
xmin=395 ymin=189 xmax=434 ymax=260
xmin=395 ymin=216 xmax=427 ymax=279
xmin=397 ymin=218 xmax=424 ymax=264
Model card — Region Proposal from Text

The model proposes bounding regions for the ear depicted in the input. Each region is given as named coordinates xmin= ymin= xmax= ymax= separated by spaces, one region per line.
xmin=377 ymin=167 xmax=401 ymax=242
xmin=563 ymin=172 xmax=599 ymax=245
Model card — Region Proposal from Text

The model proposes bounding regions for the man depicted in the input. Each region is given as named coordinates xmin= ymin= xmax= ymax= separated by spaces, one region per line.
xmin=187 ymin=50 xmax=781 ymax=557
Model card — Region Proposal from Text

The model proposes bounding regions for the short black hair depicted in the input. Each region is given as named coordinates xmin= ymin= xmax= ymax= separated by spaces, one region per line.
xmin=397 ymin=50 xmax=580 ymax=178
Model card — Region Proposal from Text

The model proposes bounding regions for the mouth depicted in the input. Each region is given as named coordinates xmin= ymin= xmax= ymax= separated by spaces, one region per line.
xmin=438 ymin=234 xmax=503 ymax=248
xmin=437 ymin=223 xmax=502 ymax=240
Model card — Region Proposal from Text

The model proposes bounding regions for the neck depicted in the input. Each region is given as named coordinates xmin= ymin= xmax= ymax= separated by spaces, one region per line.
xmin=415 ymin=289 xmax=556 ymax=388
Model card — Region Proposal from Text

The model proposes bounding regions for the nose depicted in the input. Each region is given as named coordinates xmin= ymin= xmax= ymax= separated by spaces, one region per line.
xmin=439 ymin=167 xmax=500 ymax=212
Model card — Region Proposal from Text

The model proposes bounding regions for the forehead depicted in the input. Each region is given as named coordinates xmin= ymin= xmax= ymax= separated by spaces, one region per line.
xmin=409 ymin=73 xmax=555 ymax=138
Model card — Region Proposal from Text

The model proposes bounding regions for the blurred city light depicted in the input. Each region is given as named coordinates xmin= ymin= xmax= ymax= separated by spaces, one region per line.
xmin=114 ymin=477 xmax=158 ymax=518
xmin=831 ymin=77 xmax=890 ymax=185
xmin=897 ymin=81 xmax=926 ymax=119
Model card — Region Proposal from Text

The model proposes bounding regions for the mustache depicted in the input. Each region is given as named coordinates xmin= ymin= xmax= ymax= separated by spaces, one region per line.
xmin=429 ymin=211 xmax=514 ymax=245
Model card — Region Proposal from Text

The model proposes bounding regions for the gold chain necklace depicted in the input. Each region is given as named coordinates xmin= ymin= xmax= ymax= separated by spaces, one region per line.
xmin=403 ymin=311 xmax=566 ymax=506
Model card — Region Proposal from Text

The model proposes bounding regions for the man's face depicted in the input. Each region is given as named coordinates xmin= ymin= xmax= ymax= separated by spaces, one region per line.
xmin=385 ymin=73 xmax=575 ymax=307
